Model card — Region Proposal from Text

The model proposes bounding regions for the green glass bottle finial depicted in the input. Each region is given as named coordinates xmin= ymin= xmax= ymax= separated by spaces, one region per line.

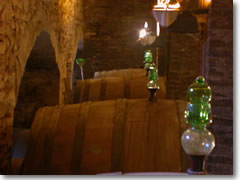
xmin=144 ymin=62 xmax=151 ymax=70
xmin=147 ymin=63 xmax=159 ymax=89
xmin=187 ymin=76 xmax=212 ymax=104
xmin=185 ymin=76 xmax=212 ymax=128
xmin=195 ymin=76 xmax=205 ymax=84
xmin=75 ymin=58 xmax=86 ymax=65
xmin=76 ymin=58 xmax=86 ymax=80
xmin=148 ymin=64 xmax=158 ymax=82
xmin=144 ymin=50 xmax=153 ymax=63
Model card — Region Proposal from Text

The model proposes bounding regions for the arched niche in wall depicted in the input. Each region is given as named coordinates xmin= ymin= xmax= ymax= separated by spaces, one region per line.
xmin=14 ymin=31 xmax=60 ymax=129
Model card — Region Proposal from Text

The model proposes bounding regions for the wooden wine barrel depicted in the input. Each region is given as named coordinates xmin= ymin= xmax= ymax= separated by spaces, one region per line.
xmin=74 ymin=76 xmax=166 ymax=103
xmin=94 ymin=68 xmax=146 ymax=79
xmin=24 ymin=99 xmax=190 ymax=175
xmin=11 ymin=158 xmax=24 ymax=175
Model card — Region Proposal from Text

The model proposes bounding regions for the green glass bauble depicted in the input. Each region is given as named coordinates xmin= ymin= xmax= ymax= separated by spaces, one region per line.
xmin=187 ymin=76 xmax=212 ymax=104
xmin=148 ymin=64 xmax=158 ymax=82
xmin=75 ymin=58 xmax=86 ymax=65
xmin=144 ymin=50 xmax=153 ymax=63
xmin=144 ymin=62 xmax=151 ymax=70
xmin=185 ymin=76 xmax=212 ymax=128
xmin=185 ymin=103 xmax=212 ymax=128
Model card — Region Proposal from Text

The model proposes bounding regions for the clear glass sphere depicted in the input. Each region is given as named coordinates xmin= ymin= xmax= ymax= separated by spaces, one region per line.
xmin=181 ymin=127 xmax=215 ymax=156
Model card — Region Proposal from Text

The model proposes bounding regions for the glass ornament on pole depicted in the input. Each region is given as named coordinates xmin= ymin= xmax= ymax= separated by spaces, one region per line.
xmin=181 ymin=76 xmax=215 ymax=175
xmin=147 ymin=63 xmax=160 ymax=102
xmin=144 ymin=50 xmax=153 ymax=76
xmin=138 ymin=22 xmax=157 ymax=75
xmin=75 ymin=58 xmax=86 ymax=80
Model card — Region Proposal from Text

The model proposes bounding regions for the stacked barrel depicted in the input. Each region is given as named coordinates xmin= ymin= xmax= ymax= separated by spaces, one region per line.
xmin=23 ymin=68 xmax=190 ymax=175
xmin=74 ymin=69 xmax=167 ymax=103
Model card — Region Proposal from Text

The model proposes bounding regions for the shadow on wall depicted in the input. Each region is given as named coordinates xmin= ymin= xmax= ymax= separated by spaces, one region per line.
xmin=14 ymin=31 xmax=60 ymax=129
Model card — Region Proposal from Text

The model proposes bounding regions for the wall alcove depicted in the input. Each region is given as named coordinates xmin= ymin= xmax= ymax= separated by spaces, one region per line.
xmin=13 ymin=31 xmax=60 ymax=129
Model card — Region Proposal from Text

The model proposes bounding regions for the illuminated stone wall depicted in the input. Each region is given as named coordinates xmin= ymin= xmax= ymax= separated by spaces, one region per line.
xmin=0 ymin=0 xmax=83 ymax=173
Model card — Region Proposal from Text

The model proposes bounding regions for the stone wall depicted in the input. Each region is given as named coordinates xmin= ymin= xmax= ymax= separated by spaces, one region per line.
xmin=74 ymin=0 xmax=156 ymax=79
xmin=74 ymin=0 xmax=203 ymax=99
xmin=167 ymin=32 xmax=201 ymax=100
xmin=74 ymin=0 xmax=203 ymax=81
xmin=204 ymin=0 xmax=233 ymax=175
xmin=0 ymin=0 xmax=83 ymax=173
xmin=157 ymin=11 xmax=201 ymax=100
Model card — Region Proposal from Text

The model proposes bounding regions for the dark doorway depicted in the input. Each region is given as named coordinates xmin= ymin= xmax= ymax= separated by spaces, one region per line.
xmin=14 ymin=31 xmax=60 ymax=129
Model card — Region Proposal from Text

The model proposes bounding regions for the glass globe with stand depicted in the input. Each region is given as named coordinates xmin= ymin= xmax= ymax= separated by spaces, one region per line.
xmin=75 ymin=58 xmax=86 ymax=80
xmin=181 ymin=76 xmax=215 ymax=175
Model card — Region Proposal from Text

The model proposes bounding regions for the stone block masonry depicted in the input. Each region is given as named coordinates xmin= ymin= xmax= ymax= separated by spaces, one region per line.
xmin=76 ymin=0 xmax=156 ymax=79
xmin=0 ymin=0 xmax=83 ymax=173
xmin=205 ymin=0 xmax=233 ymax=175
xmin=167 ymin=32 xmax=201 ymax=100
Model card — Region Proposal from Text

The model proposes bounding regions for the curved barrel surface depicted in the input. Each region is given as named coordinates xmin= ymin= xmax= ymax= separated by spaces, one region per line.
xmin=24 ymin=99 xmax=189 ymax=175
